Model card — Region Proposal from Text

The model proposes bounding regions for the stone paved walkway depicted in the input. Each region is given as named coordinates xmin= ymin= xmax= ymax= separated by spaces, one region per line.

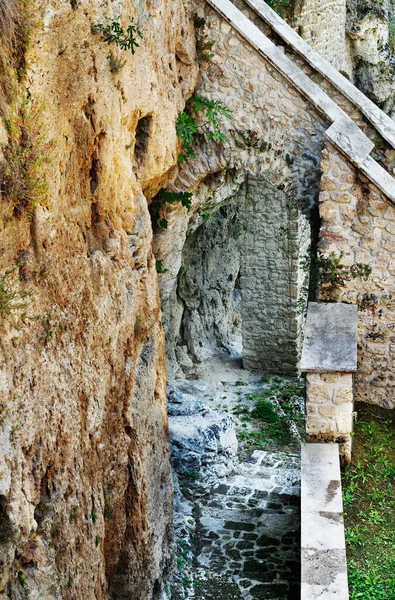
xmin=191 ymin=450 xmax=300 ymax=600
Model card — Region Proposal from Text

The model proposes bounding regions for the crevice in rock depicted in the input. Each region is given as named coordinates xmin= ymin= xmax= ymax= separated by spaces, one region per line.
xmin=134 ymin=115 xmax=153 ymax=167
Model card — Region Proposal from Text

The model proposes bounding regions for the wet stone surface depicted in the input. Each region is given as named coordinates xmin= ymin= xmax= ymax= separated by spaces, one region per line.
xmin=191 ymin=451 xmax=300 ymax=599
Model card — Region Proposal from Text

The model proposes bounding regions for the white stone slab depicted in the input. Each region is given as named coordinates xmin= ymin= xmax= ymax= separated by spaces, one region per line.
xmin=300 ymin=303 xmax=357 ymax=373
xmin=360 ymin=155 xmax=395 ymax=204
xmin=242 ymin=0 xmax=395 ymax=151
xmin=325 ymin=118 xmax=374 ymax=165
xmin=301 ymin=444 xmax=349 ymax=599
xmin=302 ymin=478 xmax=343 ymax=513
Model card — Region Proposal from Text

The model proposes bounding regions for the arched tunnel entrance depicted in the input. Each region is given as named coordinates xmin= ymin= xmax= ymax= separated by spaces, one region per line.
xmin=163 ymin=176 xmax=310 ymax=379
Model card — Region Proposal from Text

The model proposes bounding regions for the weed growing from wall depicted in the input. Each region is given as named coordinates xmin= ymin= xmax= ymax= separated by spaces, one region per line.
xmin=230 ymin=128 xmax=270 ymax=152
xmin=193 ymin=14 xmax=214 ymax=62
xmin=1 ymin=97 xmax=54 ymax=216
xmin=176 ymin=95 xmax=231 ymax=164
xmin=93 ymin=17 xmax=143 ymax=54
xmin=316 ymin=252 xmax=372 ymax=293
xmin=106 ymin=51 xmax=126 ymax=73
xmin=150 ymin=188 xmax=192 ymax=230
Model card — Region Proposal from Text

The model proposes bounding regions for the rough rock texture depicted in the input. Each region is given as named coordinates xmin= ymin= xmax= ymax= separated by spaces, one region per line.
xmin=347 ymin=0 xmax=395 ymax=118
xmin=0 ymin=0 xmax=198 ymax=597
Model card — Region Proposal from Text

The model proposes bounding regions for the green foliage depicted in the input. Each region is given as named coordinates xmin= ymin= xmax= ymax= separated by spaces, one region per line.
xmin=91 ymin=510 xmax=98 ymax=523
xmin=150 ymin=188 xmax=193 ymax=231
xmin=168 ymin=539 xmax=193 ymax=599
xmin=106 ymin=51 xmax=126 ymax=73
xmin=265 ymin=0 xmax=292 ymax=18
xmin=230 ymin=128 xmax=270 ymax=152
xmin=18 ymin=573 xmax=29 ymax=596
xmin=309 ymin=252 xmax=372 ymax=296
xmin=176 ymin=95 xmax=231 ymax=164
xmin=235 ymin=377 xmax=305 ymax=451
xmin=2 ymin=97 xmax=54 ymax=217
xmin=155 ymin=260 xmax=169 ymax=274
xmin=193 ymin=14 xmax=214 ymax=62
xmin=95 ymin=534 xmax=101 ymax=547
xmin=343 ymin=404 xmax=395 ymax=600
xmin=0 ymin=267 xmax=31 ymax=323
xmin=93 ymin=16 xmax=143 ymax=54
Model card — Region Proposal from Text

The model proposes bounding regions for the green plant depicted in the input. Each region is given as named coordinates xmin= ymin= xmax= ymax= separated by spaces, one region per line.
xmin=230 ymin=128 xmax=270 ymax=152
xmin=2 ymin=97 xmax=54 ymax=216
xmin=150 ymin=188 xmax=192 ymax=230
xmin=93 ymin=16 xmax=143 ymax=53
xmin=155 ymin=259 xmax=169 ymax=274
xmin=91 ymin=510 xmax=98 ymax=523
xmin=343 ymin=404 xmax=395 ymax=600
xmin=176 ymin=95 xmax=231 ymax=164
xmin=95 ymin=534 xmax=101 ymax=547
xmin=312 ymin=252 xmax=372 ymax=295
xmin=18 ymin=573 xmax=29 ymax=596
xmin=265 ymin=0 xmax=292 ymax=18
xmin=193 ymin=14 xmax=214 ymax=61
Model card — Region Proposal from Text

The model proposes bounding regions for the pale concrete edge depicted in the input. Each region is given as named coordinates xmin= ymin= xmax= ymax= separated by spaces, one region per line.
xmin=301 ymin=444 xmax=350 ymax=599
xmin=243 ymin=0 xmax=395 ymax=151
xmin=205 ymin=0 xmax=395 ymax=205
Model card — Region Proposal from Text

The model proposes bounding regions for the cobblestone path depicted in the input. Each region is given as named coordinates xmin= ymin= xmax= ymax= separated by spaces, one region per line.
xmin=192 ymin=450 xmax=300 ymax=600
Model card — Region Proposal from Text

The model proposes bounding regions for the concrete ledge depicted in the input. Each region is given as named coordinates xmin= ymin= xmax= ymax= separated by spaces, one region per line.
xmin=301 ymin=443 xmax=349 ymax=599
xmin=300 ymin=303 xmax=357 ymax=373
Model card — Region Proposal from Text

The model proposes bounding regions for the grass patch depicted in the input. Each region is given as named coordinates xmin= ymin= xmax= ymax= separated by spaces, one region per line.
xmin=342 ymin=403 xmax=395 ymax=600
xmin=234 ymin=377 xmax=305 ymax=453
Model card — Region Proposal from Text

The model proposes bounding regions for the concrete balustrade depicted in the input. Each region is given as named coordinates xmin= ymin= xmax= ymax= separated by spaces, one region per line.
xmin=300 ymin=303 xmax=358 ymax=463
xmin=301 ymin=443 xmax=349 ymax=599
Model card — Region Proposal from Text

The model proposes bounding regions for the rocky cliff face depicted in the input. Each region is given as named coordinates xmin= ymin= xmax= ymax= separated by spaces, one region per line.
xmin=0 ymin=1 xmax=198 ymax=597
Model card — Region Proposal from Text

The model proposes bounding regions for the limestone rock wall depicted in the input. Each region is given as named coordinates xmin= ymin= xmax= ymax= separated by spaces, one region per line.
xmin=0 ymin=0 xmax=198 ymax=597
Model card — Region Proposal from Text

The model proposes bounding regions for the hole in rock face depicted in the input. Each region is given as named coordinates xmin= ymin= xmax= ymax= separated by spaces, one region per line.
xmin=134 ymin=115 xmax=153 ymax=166
xmin=90 ymin=156 xmax=99 ymax=194
xmin=0 ymin=496 xmax=14 ymax=544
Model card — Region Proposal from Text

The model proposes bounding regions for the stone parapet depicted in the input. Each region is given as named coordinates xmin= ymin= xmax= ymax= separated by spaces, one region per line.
xmin=301 ymin=303 xmax=357 ymax=462
xmin=301 ymin=443 xmax=349 ymax=599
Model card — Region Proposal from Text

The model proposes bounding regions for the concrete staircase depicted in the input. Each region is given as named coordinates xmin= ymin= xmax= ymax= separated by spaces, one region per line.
xmin=205 ymin=0 xmax=395 ymax=203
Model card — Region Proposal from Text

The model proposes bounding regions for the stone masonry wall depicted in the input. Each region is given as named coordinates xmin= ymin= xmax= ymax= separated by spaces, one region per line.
xmin=241 ymin=178 xmax=310 ymax=375
xmin=306 ymin=373 xmax=354 ymax=461
xmin=318 ymin=142 xmax=395 ymax=409
xmin=293 ymin=0 xmax=353 ymax=77
xmin=156 ymin=0 xmax=329 ymax=376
